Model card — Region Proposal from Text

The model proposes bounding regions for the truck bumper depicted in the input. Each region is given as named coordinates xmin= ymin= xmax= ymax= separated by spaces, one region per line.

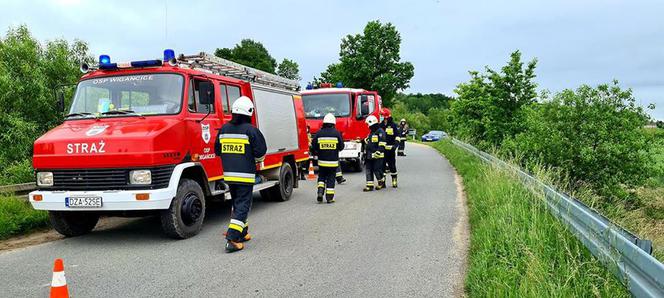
xmin=29 ymin=188 xmax=175 ymax=211
xmin=28 ymin=162 xmax=197 ymax=211
xmin=339 ymin=146 xmax=362 ymax=161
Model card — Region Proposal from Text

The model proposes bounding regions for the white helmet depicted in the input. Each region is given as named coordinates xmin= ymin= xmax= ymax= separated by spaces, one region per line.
xmin=232 ymin=96 xmax=254 ymax=116
xmin=365 ymin=115 xmax=379 ymax=127
xmin=323 ymin=113 xmax=336 ymax=124
xmin=400 ymin=118 xmax=406 ymax=122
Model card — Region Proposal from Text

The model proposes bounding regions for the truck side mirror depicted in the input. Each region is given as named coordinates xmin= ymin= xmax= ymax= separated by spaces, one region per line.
xmin=57 ymin=91 xmax=65 ymax=112
xmin=198 ymin=81 xmax=215 ymax=105
xmin=356 ymin=95 xmax=370 ymax=119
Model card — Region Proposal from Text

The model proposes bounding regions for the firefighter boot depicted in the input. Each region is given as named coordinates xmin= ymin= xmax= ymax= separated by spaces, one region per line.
xmin=225 ymin=240 xmax=244 ymax=253
xmin=317 ymin=183 xmax=325 ymax=203
xmin=392 ymin=175 xmax=398 ymax=188
xmin=376 ymin=179 xmax=386 ymax=190
xmin=240 ymin=225 xmax=252 ymax=242
xmin=336 ymin=176 xmax=346 ymax=184
xmin=363 ymin=182 xmax=374 ymax=192
xmin=326 ymin=194 xmax=335 ymax=204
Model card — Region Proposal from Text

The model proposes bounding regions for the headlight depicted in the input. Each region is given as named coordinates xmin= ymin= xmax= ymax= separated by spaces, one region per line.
xmin=129 ymin=170 xmax=151 ymax=185
xmin=36 ymin=172 xmax=53 ymax=186
xmin=345 ymin=141 xmax=359 ymax=150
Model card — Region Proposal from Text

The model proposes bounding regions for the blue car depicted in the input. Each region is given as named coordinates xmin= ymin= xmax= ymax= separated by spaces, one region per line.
xmin=421 ymin=130 xmax=446 ymax=142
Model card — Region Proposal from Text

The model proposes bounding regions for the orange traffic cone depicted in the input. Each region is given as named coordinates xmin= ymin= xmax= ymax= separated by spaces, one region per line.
xmin=307 ymin=160 xmax=316 ymax=180
xmin=50 ymin=258 xmax=69 ymax=298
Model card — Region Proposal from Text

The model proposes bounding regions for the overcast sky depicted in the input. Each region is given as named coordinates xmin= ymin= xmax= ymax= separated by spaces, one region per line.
xmin=2 ymin=0 xmax=663 ymax=120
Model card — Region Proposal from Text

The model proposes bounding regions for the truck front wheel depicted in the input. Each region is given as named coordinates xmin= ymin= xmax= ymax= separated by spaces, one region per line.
xmin=48 ymin=211 xmax=100 ymax=237
xmin=160 ymin=178 xmax=206 ymax=239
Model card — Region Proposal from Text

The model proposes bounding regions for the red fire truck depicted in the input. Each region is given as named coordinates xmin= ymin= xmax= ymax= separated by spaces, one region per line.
xmin=301 ymin=84 xmax=382 ymax=171
xmin=29 ymin=51 xmax=310 ymax=239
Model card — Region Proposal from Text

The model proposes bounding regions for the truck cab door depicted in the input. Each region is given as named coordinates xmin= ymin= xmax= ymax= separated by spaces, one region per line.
xmin=185 ymin=78 xmax=223 ymax=180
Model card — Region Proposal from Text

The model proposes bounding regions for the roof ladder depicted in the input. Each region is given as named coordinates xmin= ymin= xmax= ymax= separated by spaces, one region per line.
xmin=177 ymin=52 xmax=300 ymax=91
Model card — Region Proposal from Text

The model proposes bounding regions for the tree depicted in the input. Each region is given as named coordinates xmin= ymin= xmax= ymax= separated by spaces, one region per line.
xmin=317 ymin=21 xmax=414 ymax=106
xmin=214 ymin=39 xmax=277 ymax=73
xmin=276 ymin=58 xmax=301 ymax=80
xmin=449 ymin=50 xmax=537 ymax=148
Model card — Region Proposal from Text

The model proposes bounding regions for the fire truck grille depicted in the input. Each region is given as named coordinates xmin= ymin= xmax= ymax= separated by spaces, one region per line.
xmin=44 ymin=165 xmax=175 ymax=191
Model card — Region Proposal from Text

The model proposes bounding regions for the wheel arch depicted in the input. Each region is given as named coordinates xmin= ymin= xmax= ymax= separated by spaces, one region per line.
xmin=177 ymin=163 xmax=211 ymax=197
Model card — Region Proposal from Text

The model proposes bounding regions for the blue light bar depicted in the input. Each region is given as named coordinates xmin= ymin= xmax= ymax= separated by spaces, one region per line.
xmin=99 ymin=55 xmax=111 ymax=64
xmin=130 ymin=60 xmax=163 ymax=68
xmin=99 ymin=63 xmax=118 ymax=70
xmin=306 ymin=83 xmax=314 ymax=90
xmin=163 ymin=49 xmax=175 ymax=61
xmin=336 ymin=82 xmax=343 ymax=88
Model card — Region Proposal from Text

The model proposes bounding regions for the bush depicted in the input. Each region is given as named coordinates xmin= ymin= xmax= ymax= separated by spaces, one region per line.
xmin=505 ymin=82 xmax=653 ymax=201
xmin=0 ymin=159 xmax=33 ymax=185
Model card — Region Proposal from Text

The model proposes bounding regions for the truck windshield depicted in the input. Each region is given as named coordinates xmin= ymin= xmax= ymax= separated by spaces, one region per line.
xmin=68 ymin=74 xmax=184 ymax=118
xmin=302 ymin=93 xmax=351 ymax=119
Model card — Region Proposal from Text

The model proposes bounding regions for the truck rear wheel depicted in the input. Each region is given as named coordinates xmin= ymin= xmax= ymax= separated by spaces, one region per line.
xmin=48 ymin=211 xmax=100 ymax=237
xmin=160 ymin=178 xmax=206 ymax=239
xmin=261 ymin=163 xmax=294 ymax=202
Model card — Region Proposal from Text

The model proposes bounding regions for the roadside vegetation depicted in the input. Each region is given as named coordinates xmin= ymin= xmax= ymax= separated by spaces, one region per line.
xmin=0 ymin=195 xmax=49 ymax=239
xmin=432 ymin=140 xmax=628 ymax=297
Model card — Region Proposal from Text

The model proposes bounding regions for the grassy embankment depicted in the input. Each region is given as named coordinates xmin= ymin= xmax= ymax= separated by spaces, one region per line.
xmin=0 ymin=195 xmax=49 ymax=240
xmin=430 ymin=140 xmax=628 ymax=297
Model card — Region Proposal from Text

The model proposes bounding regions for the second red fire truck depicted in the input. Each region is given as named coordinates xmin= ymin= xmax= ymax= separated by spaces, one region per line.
xmin=301 ymin=84 xmax=382 ymax=171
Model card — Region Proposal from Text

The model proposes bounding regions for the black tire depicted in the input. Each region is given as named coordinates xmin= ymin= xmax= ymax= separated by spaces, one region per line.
xmin=261 ymin=162 xmax=294 ymax=202
xmin=160 ymin=178 xmax=206 ymax=239
xmin=48 ymin=211 xmax=100 ymax=237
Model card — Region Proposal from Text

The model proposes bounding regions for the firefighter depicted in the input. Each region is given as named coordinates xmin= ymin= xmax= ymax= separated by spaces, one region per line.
xmin=311 ymin=113 xmax=344 ymax=203
xmin=380 ymin=108 xmax=399 ymax=188
xmin=363 ymin=115 xmax=386 ymax=191
xmin=214 ymin=96 xmax=267 ymax=253
xmin=397 ymin=118 xmax=409 ymax=156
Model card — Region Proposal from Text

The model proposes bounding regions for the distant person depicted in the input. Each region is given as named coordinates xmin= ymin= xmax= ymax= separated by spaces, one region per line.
xmin=398 ymin=119 xmax=409 ymax=156
xmin=363 ymin=115 xmax=386 ymax=191
xmin=380 ymin=108 xmax=399 ymax=187
xmin=311 ymin=113 xmax=344 ymax=203
xmin=215 ymin=96 xmax=267 ymax=253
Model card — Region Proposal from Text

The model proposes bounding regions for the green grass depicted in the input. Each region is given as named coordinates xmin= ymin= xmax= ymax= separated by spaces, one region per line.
xmin=0 ymin=195 xmax=49 ymax=240
xmin=431 ymin=140 xmax=628 ymax=297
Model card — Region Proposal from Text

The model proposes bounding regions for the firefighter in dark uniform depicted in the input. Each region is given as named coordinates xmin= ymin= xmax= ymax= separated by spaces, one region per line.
xmin=397 ymin=118 xmax=409 ymax=156
xmin=311 ymin=113 xmax=344 ymax=203
xmin=380 ymin=108 xmax=399 ymax=188
xmin=363 ymin=115 xmax=386 ymax=191
xmin=214 ymin=96 xmax=267 ymax=253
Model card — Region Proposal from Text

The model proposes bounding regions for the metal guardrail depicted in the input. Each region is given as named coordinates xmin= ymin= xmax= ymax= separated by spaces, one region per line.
xmin=0 ymin=182 xmax=36 ymax=200
xmin=449 ymin=138 xmax=664 ymax=297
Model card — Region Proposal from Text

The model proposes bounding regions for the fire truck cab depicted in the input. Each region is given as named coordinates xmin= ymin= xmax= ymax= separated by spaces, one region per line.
xmin=301 ymin=84 xmax=382 ymax=171
xmin=29 ymin=51 xmax=310 ymax=239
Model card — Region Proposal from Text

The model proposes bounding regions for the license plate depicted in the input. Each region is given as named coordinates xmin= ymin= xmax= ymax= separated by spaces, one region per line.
xmin=66 ymin=196 xmax=103 ymax=208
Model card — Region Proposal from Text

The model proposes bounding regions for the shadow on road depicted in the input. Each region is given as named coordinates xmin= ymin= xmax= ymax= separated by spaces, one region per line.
xmin=63 ymin=193 xmax=279 ymax=246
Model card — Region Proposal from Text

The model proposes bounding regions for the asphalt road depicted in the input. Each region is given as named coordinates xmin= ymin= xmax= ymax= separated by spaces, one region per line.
xmin=0 ymin=142 xmax=468 ymax=297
